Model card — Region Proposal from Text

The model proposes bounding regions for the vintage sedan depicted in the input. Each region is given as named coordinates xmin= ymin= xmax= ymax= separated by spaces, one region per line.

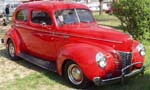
xmin=1 ymin=1 xmax=145 ymax=89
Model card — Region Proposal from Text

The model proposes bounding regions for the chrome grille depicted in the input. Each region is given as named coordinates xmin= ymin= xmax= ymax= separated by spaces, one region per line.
xmin=119 ymin=52 xmax=132 ymax=74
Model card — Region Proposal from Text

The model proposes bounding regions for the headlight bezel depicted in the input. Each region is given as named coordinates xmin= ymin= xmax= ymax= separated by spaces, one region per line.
xmin=96 ymin=52 xmax=107 ymax=69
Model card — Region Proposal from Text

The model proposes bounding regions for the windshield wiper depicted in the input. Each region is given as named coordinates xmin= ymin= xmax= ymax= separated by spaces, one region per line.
xmin=80 ymin=21 xmax=90 ymax=23
xmin=64 ymin=21 xmax=79 ymax=25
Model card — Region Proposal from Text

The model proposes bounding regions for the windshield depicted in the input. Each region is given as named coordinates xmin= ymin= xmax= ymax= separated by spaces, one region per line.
xmin=55 ymin=9 xmax=94 ymax=25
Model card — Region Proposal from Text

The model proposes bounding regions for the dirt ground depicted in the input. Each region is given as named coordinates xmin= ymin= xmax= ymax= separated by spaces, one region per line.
xmin=0 ymin=19 xmax=37 ymax=85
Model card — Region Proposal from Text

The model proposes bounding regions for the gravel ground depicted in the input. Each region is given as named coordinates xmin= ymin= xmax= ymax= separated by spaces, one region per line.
xmin=0 ymin=48 xmax=36 ymax=84
xmin=0 ymin=23 xmax=69 ymax=90
xmin=0 ymin=22 xmax=37 ymax=85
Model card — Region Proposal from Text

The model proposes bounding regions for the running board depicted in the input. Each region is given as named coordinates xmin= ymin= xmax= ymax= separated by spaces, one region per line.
xmin=19 ymin=52 xmax=57 ymax=72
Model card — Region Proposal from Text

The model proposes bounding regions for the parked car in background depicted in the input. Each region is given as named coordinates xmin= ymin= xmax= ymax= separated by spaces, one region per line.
xmin=0 ymin=7 xmax=3 ymax=17
xmin=0 ymin=3 xmax=5 ymax=17
xmin=86 ymin=2 xmax=112 ymax=12
xmin=1 ymin=1 xmax=145 ymax=89
xmin=0 ymin=1 xmax=22 ymax=16
xmin=105 ymin=5 xmax=113 ymax=14
xmin=73 ymin=0 xmax=85 ymax=3
xmin=87 ymin=2 xmax=100 ymax=11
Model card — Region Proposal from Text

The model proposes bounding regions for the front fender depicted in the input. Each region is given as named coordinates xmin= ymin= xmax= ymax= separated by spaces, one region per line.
xmin=132 ymin=40 xmax=145 ymax=68
xmin=57 ymin=43 xmax=116 ymax=80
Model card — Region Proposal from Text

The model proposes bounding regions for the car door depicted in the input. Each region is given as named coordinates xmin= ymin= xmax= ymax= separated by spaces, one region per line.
xmin=14 ymin=9 xmax=29 ymax=52
xmin=25 ymin=9 xmax=56 ymax=60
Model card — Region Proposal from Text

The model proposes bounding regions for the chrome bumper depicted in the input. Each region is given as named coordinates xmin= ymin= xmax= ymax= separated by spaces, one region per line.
xmin=93 ymin=62 xmax=145 ymax=86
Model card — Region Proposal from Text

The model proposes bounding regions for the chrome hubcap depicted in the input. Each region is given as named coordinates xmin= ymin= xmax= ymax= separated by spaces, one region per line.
xmin=9 ymin=43 xmax=15 ymax=57
xmin=68 ymin=64 xmax=83 ymax=85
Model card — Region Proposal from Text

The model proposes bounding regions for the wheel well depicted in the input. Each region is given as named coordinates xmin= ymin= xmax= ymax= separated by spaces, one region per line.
xmin=62 ymin=59 xmax=72 ymax=76
xmin=6 ymin=38 xmax=12 ymax=47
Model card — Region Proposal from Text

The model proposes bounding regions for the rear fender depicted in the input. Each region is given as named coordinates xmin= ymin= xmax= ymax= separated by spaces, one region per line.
xmin=5 ymin=28 xmax=22 ymax=55
xmin=56 ymin=43 xmax=116 ymax=80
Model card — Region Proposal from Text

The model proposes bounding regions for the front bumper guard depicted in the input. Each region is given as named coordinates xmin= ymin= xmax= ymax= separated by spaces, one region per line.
xmin=93 ymin=62 xmax=145 ymax=86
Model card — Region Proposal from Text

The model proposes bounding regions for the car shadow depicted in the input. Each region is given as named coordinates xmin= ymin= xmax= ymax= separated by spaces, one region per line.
xmin=0 ymin=48 xmax=71 ymax=88
xmin=0 ymin=48 xmax=150 ymax=90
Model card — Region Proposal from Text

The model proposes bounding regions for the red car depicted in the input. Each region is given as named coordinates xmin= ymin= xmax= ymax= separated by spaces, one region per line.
xmin=1 ymin=1 xmax=145 ymax=89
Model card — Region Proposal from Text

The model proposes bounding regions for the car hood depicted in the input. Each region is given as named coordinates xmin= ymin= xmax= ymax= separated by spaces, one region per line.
xmin=59 ymin=23 xmax=133 ymax=52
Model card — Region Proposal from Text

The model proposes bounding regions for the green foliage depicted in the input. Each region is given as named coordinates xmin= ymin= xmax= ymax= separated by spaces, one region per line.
xmin=113 ymin=0 xmax=150 ymax=40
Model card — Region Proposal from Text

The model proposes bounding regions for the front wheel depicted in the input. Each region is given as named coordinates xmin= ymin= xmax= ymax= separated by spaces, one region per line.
xmin=63 ymin=61 xmax=91 ymax=89
xmin=7 ymin=40 xmax=19 ymax=60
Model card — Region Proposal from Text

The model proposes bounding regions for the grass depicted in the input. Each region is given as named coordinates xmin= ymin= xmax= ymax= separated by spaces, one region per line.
xmin=0 ymin=72 xmax=71 ymax=90
xmin=93 ymin=12 xmax=122 ymax=30
xmin=0 ymin=13 xmax=150 ymax=90
xmin=0 ymin=28 xmax=6 ymax=38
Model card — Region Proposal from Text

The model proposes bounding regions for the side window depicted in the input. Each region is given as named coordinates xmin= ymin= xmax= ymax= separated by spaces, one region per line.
xmin=31 ymin=10 xmax=52 ymax=25
xmin=16 ymin=9 xmax=28 ymax=22
xmin=55 ymin=9 xmax=78 ymax=25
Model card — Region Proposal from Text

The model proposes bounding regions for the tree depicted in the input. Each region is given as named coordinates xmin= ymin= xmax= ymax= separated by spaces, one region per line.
xmin=113 ymin=0 xmax=150 ymax=40
xmin=99 ymin=0 xmax=103 ymax=15
xmin=112 ymin=0 xmax=117 ymax=2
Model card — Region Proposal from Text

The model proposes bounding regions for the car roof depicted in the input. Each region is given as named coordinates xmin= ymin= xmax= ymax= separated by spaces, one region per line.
xmin=18 ymin=1 xmax=89 ymax=11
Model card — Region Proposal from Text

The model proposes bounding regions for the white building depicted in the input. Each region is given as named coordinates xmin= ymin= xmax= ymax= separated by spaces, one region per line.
xmin=0 ymin=0 xmax=23 ymax=16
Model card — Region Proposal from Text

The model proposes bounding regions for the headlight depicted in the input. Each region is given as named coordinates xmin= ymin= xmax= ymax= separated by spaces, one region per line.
xmin=136 ymin=44 xmax=146 ymax=57
xmin=96 ymin=52 xmax=107 ymax=69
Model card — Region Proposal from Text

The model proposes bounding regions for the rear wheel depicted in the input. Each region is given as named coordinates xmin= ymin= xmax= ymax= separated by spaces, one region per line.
xmin=63 ymin=61 xmax=91 ymax=89
xmin=7 ymin=40 xmax=19 ymax=60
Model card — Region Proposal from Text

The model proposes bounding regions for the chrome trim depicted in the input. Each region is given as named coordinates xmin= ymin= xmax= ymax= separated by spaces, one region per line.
xmin=118 ymin=51 xmax=133 ymax=74
xmin=74 ymin=9 xmax=80 ymax=23
xmin=15 ymin=24 xmax=123 ymax=43
xmin=15 ymin=24 xmax=49 ymax=32
xmin=93 ymin=62 xmax=144 ymax=86
xmin=55 ymin=32 xmax=123 ymax=44
xmin=68 ymin=64 xmax=83 ymax=85
xmin=118 ymin=51 xmax=132 ymax=54
xmin=8 ymin=42 xmax=15 ymax=57
xmin=121 ymin=62 xmax=142 ymax=74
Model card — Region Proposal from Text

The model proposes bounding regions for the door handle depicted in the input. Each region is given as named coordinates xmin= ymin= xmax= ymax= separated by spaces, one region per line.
xmin=63 ymin=35 xmax=70 ymax=39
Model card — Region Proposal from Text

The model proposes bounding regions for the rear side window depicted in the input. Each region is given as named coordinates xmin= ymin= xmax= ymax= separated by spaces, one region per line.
xmin=16 ymin=9 xmax=28 ymax=22
xmin=31 ymin=10 xmax=52 ymax=25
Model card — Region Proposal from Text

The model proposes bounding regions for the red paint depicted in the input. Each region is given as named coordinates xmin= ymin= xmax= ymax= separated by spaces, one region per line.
xmin=3 ymin=1 xmax=145 ymax=82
